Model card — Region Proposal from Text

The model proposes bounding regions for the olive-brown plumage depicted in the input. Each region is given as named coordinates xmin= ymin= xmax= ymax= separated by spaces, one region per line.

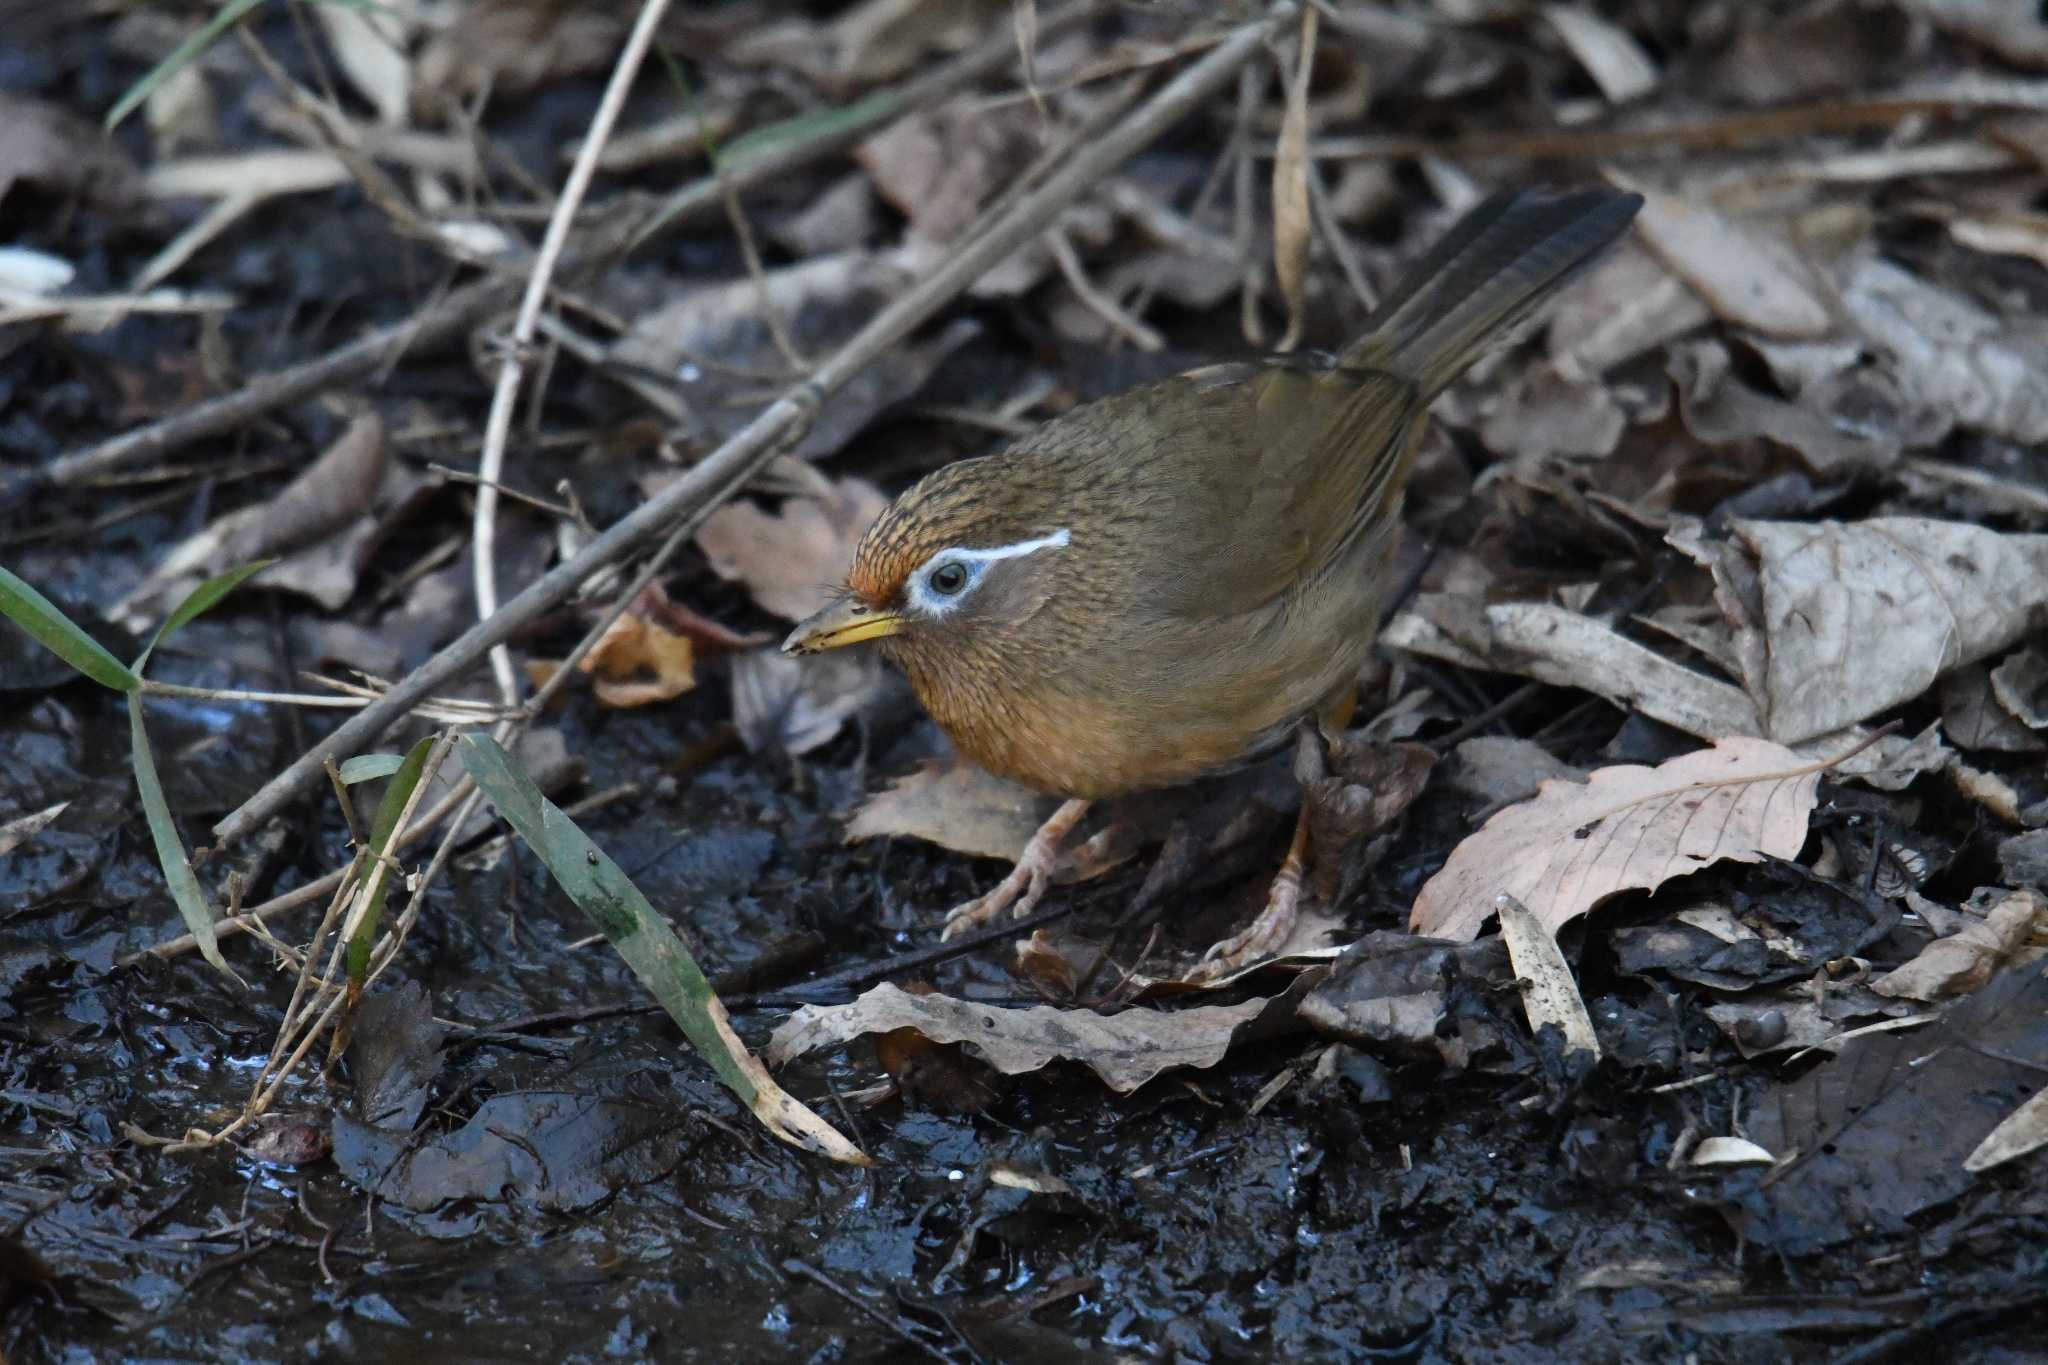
xmin=786 ymin=188 xmax=1642 ymax=954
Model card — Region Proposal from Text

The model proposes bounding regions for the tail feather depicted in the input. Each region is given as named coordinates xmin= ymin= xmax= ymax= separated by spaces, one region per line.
xmin=1341 ymin=188 xmax=1642 ymax=398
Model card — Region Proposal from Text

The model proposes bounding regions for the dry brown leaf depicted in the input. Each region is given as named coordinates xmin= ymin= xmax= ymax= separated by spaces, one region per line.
xmin=1871 ymin=888 xmax=2047 ymax=1002
xmin=1541 ymin=4 xmax=1657 ymax=103
xmin=694 ymin=476 xmax=886 ymax=623
xmin=0 ymin=92 xmax=138 ymax=209
xmin=767 ymin=982 xmax=1288 ymax=1093
xmin=856 ymin=100 xmax=1040 ymax=244
xmin=1844 ymin=258 xmax=2048 ymax=445
xmin=111 ymin=412 xmax=391 ymax=628
xmin=414 ymin=1 xmax=623 ymax=109
xmin=1989 ymin=645 xmax=2048 ymax=731
xmin=317 ymin=1 xmax=413 ymax=127
xmin=1730 ymin=518 xmax=2048 ymax=743
xmin=1941 ymin=663 xmax=2047 ymax=753
xmin=579 ymin=603 xmax=696 ymax=709
xmin=1497 ymin=893 xmax=1601 ymax=1060
xmin=1965 ymin=1084 xmax=2048 ymax=1174
xmin=730 ymin=647 xmax=893 ymax=757
xmin=1410 ymin=737 xmax=1823 ymax=941
xmin=1627 ymin=187 xmax=1834 ymax=339
xmin=1269 ymin=4 xmax=1318 ymax=352
xmin=846 ymin=761 xmax=1060 ymax=865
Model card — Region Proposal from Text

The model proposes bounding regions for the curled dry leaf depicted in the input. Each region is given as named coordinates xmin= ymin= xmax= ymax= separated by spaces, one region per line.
xmin=1411 ymin=736 xmax=1823 ymax=941
xmin=1844 ymin=258 xmax=2048 ymax=446
xmin=694 ymin=476 xmax=886 ymax=623
xmin=1730 ymin=518 xmax=2048 ymax=744
xmin=1269 ymin=4 xmax=1318 ymax=352
xmin=1542 ymin=4 xmax=1658 ymax=103
xmin=730 ymin=647 xmax=894 ymax=757
xmin=1627 ymin=187 xmax=1833 ymax=339
xmin=111 ymin=411 xmax=395 ymax=628
xmin=578 ymin=608 xmax=696 ymax=709
xmin=1872 ymin=888 xmax=2047 ymax=1003
xmin=767 ymin=981 xmax=1292 ymax=1094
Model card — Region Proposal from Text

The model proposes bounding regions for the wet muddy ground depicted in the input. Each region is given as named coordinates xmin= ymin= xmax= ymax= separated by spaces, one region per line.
xmin=6 ymin=3 xmax=2048 ymax=1361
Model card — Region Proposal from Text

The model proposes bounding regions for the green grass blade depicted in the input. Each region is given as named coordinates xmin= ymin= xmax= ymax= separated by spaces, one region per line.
xmin=345 ymin=734 xmax=435 ymax=989
xmin=338 ymin=754 xmax=406 ymax=785
xmin=105 ymin=0 xmax=267 ymax=131
xmin=129 ymin=694 xmax=243 ymax=985
xmin=458 ymin=734 xmax=867 ymax=1163
xmin=0 ymin=565 xmax=140 ymax=692
xmin=134 ymin=560 xmax=276 ymax=672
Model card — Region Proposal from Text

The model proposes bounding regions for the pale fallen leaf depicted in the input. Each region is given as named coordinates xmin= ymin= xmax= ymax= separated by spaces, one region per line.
xmin=1844 ymin=258 xmax=2048 ymax=445
xmin=1411 ymin=737 xmax=1823 ymax=941
xmin=1542 ymin=4 xmax=1657 ymax=103
xmin=766 ymin=981 xmax=1291 ymax=1093
xmin=0 ymin=802 xmax=67 ymax=858
xmin=730 ymin=647 xmax=894 ymax=756
xmin=1941 ymin=663 xmax=2046 ymax=753
xmin=0 ymin=91 xmax=139 ymax=208
xmin=846 ymin=761 xmax=1061 ymax=865
xmin=111 ymin=412 xmax=391 ymax=628
xmin=1627 ymin=187 xmax=1834 ymax=339
xmin=1690 ymin=1136 xmax=1775 ymax=1167
xmin=1496 ymin=894 xmax=1600 ymax=1061
xmin=1989 ymin=645 xmax=2048 ymax=730
xmin=694 ymin=476 xmax=887 ymax=623
xmin=414 ymin=1 xmax=624 ymax=109
xmin=1964 ymin=1083 xmax=2048 ymax=1174
xmin=1871 ymin=888 xmax=2047 ymax=1002
xmin=317 ymin=1 xmax=414 ymax=128
xmin=1731 ymin=518 xmax=2048 ymax=743
xmin=1269 ymin=4 xmax=1318 ymax=352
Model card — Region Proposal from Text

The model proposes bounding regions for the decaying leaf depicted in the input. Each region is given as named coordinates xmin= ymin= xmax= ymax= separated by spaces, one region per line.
xmin=111 ymin=412 xmax=400 ymax=628
xmin=1844 ymin=257 xmax=2048 ymax=446
xmin=1871 ymin=887 xmax=2047 ymax=1002
xmin=1730 ymin=518 xmax=2048 ymax=744
xmin=694 ymin=476 xmax=887 ymax=623
xmin=767 ymin=981 xmax=1295 ymax=1093
xmin=846 ymin=761 xmax=1062 ymax=865
xmin=578 ymin=603 xmax=696 ymax=708
xmin=0 ymin=91 xmax=139 ymax=208
xmin=1269 ymin=4 xmax=1318 ymax=352
xmin=1627 ymin=187 xmax=1834 ymax=339
xmin=730 ymin=647 xmax=896 ymax=757
xmin=1411 ymin=737 xmax=1823 ymax=941
xmin=1497 ymin=893 xmax=1600 ymax=1062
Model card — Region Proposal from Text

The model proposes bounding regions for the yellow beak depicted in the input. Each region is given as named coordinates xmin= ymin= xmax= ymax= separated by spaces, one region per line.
xmin=782 ymin=599 xmax=904 ymax=655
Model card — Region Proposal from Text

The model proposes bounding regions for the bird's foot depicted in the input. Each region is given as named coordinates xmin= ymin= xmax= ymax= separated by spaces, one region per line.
xmin=940 ymin=798 xmax=1090 ymax=941
xmin=1188 ymin=810 xmax=1310 ymax=982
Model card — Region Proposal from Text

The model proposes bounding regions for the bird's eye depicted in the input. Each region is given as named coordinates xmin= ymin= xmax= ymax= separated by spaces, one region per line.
xmin=928 ymin=561 xmax=970 ymax=595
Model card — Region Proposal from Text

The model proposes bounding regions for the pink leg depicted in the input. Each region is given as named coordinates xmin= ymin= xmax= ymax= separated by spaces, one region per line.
xmin=940 ymin=798 xmax=1091 ymax=940
xmin=1190 ymin=806 xmax=1310 ymax=980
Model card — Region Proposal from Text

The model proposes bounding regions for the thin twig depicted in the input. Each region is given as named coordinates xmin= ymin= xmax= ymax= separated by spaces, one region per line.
xmin=214 ymin=0 xmax=1304 ymax=848
xmin=472 ymin=0 xmax=674 ymax=709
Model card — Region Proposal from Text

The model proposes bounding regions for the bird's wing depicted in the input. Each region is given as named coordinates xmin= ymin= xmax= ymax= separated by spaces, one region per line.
xmin=1072 ymin=358 xmax=1422 ymax=621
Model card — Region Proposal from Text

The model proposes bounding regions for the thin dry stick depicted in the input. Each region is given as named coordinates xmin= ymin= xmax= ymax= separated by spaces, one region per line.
xmin=5 ymin=278 xmax=509 ymax=506
xmin=214 ymin=0 xmax=1304 ymax=848
xmin=473 ymin=0 xmax=675 ymax=709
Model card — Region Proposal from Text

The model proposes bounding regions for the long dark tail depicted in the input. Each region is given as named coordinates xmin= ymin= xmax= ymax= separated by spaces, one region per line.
xmin=1341 ymin=188 xmax=1642 ymax=399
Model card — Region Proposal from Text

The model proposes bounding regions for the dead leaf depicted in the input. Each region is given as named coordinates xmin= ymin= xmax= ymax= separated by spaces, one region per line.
xmin=1965 ymin=1083 xmax=2048 ymax=1174
xmin=578 ymin=590 xmax=697 ymax=708
xmin=1989 ymin=645 xmax=2048 ymax=731
xmin=767 ymin=981 xmax=1294 ymax=1093
xmin=730 ymin=647 xmax=895 ymax=757
xmin=1497 ymin=893 xmax=1601 ymax=1061
xmin=1269 ymin=5 xmax=1318 ymax=352
xmin=1730 ymin=518 xmax=2048 ymax=743
xmin=111 ymin=412 xmax=391 ymax=628
xmin=1941 ymin=663 xmax=2047 ymax=753
xmin=1542 ymin=4 xmax=1657 ymax=103
xmin=0 ymin=803 xmax=67 ymax=858
xmin=1901 ymin=0 xmax=2048 ymax=69
xmin=1411 ymin=737 xmax=1823 ymax=941
xmin=846 ymin=761 xmax=1061 ymax=865
xmin=1626 ymin=187 xmax=1834 ymax=338
xmin=1872 ymin=888 xmax=2047 ymax=1002
xmin=0 ymin=92 xmax=138 ymax=209
xmin=856 ymin=99 xmax=1041 ymax=245
xmin=694 ymin=476 xmax=886 ymax=623
xmin=414 ymin=1 xmax=624 ymax=110
xmin=318 ymin=1 xmax=414 ymax=127
xmin=1844 ymin=257 xmax=2048 ymax=445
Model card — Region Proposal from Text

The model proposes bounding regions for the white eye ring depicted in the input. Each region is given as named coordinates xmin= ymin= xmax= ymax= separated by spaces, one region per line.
xmin=905 ymin=528 xmax=1070 ymax=617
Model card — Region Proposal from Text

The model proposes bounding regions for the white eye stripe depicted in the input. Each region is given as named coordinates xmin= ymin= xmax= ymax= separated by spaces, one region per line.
xmin=906 ymin=528 xmax=1070 ymax=616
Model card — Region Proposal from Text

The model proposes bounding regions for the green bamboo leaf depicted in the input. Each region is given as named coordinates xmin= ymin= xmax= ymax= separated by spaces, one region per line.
xmin=105 ymin=0 xmax=266 ymax=131
xmin=134 ymin=560 xmax=276 ymax=672
xmin=345 ymin=734 xmax=435 ymax=990
xmin=338 ymin=753 xmax=406 ymax=785
xmin=0 ymin=565 xmax=140 ymax=692
xmin=129 ymin=695 xmax=242 ymax=985
xmin=458 ymin=734 xmax=867 ymax=1164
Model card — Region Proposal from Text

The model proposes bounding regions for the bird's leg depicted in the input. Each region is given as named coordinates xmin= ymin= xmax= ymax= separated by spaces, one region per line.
xmin=941 ymin=798 xmax=1092 ymax=940
xmin=1191 ymin=802 xmax=1311 ymax=978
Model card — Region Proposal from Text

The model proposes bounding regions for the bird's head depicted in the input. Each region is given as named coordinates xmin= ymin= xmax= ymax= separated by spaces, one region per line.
xmin=781 ymin=458 xmax=1072 ymax=662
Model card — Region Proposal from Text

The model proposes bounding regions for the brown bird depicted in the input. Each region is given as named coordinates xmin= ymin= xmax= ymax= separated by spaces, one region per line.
xmin=785 ymin=188 xmax=1642 ymax=972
